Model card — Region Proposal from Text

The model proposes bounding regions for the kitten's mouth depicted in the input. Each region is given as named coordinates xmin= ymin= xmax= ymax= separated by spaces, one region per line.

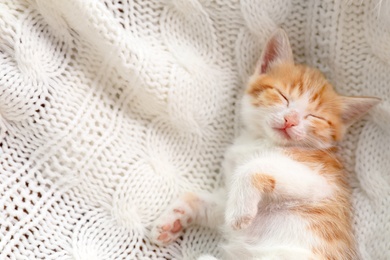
xmin=274 ymin=128 xmax=291 ymax=139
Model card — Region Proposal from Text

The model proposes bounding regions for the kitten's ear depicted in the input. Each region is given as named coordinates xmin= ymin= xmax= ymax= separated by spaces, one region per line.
xmin=340 ymin=96 xmax=381 ymax=126
xmin=255 ymin=28 xmax=294 ymax=75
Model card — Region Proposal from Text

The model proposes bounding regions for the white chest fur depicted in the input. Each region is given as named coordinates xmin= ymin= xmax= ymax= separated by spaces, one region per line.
xmin=220 ymin=131 xmax=333 ymax=259
xmin=223 ymin=132 xmax=331 ymax=199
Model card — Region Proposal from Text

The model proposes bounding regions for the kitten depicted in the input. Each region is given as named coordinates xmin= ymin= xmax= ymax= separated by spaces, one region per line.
xmin=150 ymin=29 xmax=380 ymax=260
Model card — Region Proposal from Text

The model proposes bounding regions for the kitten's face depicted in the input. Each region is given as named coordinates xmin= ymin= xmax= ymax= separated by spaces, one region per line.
xmin=243 ymin=64 xmax=344 ymax=148
xmin=242 ymin=29 xmax=379 ymax=149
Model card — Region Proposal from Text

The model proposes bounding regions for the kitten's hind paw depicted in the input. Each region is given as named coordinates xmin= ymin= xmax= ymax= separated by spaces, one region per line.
xmin=150 ymin=218 xmax=184 ymax=245
xmin=149 ymin=198 xmax=194 ymax=246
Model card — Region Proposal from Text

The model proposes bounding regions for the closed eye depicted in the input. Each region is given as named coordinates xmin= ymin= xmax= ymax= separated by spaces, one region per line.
xmin=275 ymin=89 xmax=289 ymax=106
xmin=306 ymin=114 xmax=327 ymax=121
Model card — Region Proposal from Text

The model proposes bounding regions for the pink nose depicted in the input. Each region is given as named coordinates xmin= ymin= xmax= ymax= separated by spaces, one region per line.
xmin=284 ymin=113 xmax=299 ymax=128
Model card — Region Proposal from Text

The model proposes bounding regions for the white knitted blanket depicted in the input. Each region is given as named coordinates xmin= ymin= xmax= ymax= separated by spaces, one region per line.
xmin=1 ymin=0 xmax=389 ymax=259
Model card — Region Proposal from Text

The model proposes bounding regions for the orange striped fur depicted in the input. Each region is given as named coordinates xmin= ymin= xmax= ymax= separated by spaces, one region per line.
xmin=246 ymin=62 xmax=360 ymax=258
xmin=236 ymin=29 xmax=378 ymax=259
xmin=251 ymin=173 xmax=276 ymax=193
xmin=248 ymin=63 xmax=345 ymax=144
xmin=287 ymin=148 xmax=355 ymax=259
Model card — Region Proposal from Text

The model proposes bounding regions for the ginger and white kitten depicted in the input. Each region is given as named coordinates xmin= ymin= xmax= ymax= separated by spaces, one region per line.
xmin=150 ymin=29 xmax=380 ymax=260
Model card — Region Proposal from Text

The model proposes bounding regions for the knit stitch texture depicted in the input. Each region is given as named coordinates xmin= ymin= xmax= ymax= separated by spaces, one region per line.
xmin=0 ymin=0 xmax=389 ymax=259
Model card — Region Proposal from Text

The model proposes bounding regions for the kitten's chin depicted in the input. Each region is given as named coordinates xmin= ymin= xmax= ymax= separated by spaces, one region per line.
xmin=268 ymin=128 xmax=305 ymax=147
xmin=261 ymin=127 xmax=291 ymax=146
xmin=268 ymin=127 xmax=293 ymax=141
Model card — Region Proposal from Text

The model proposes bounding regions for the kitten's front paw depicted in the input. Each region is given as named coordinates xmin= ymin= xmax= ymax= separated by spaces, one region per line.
xmin=225 ymin=187 xmax=259 ymax=230
xmin=226 ymin=213 xmax=256 ymax=230
xmin=232 ymin=215 xmax=255 ymax=230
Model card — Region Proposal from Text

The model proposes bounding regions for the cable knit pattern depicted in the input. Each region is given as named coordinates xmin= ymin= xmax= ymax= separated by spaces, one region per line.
xmin=0 ymin=0 xmax=389 ymax=259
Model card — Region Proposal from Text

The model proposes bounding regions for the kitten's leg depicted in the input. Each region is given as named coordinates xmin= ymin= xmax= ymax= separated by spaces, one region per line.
xmin=225 ymin=168 xmax=263 ymax=230
xmin=226 ymin=155 xmax=332 ymax=230
xmin=150 ymin=189 xmax=225 ymax=245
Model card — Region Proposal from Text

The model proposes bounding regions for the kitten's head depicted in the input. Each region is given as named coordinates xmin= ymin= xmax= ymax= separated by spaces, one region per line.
xmin=242 ymin=29 xmax=380 ymax=149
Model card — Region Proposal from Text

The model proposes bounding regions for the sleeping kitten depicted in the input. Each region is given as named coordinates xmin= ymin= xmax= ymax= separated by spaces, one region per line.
xmin=150 ymin=29 xmax=380 ymax=260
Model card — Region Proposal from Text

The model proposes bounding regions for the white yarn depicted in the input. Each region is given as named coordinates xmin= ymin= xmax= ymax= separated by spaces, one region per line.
xmin=0 ymin=0 xmax=389 ymax=259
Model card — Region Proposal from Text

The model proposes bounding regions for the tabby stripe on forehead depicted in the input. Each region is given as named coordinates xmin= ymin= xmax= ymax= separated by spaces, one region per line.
xmin=310 ymin=93 xmax=320 ymax=103
xmin=319 ymin=84 xmax=327 ymax=95
xmin=294 ymin=76 xmax=305 ymax=94
xmin=315 ymin=85 xmax=327 ymax=103
xmin=247 ymin=82 xmax=273 ymax=96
